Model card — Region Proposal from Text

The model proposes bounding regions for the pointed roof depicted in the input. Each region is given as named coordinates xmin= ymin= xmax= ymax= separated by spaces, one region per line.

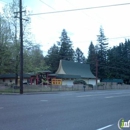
xmin=56 ymin=60 xmax=96 ymax=79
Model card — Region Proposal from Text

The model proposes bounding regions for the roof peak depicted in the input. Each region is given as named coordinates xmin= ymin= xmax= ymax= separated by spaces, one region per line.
xmin=57 ymin=60 xmax=95 ymax=78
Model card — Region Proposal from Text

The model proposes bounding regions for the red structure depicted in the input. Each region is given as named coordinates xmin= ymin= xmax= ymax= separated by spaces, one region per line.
xmin=30 ymin=71 xmax=52 ymax=85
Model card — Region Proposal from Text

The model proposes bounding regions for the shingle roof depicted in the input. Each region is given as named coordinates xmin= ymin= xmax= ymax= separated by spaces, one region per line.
xmin=37 ymin=70 xmax=52 ymax=73
xmin=56 ymin=60 xmax=96 ymax=79
xmin=0 ymin=73 xmax=31 ymax=79
xmin=102 ymin=79 xmax=123 ymax=83
xmin=56 ymin=74 xmax=81 ymax=79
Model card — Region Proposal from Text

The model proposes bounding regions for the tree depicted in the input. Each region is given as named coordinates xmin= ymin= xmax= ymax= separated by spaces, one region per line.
xmin=0 ymin=15 xmax=12 ymax=74
xmin=24 ymin=45 xmax=48 ymax=73
xmin=104 ymin=39 xmax=130 ymax=84
xmin=58 ymin=29 xmax=74 ymax=61
xmin=87 ymin=41 xmax=96 ymax=75
xmin=75 ymin=47 xmax=86 ymax=63
xmin=44 ymin=44 xmax=60 ymax=73
xmin=97 ymin=27 xmax=108 ymax=79
xmin=1 ymin=0 xmax=33 ymax=85
xmin=44 ymin=29 xmax=75 ymax=72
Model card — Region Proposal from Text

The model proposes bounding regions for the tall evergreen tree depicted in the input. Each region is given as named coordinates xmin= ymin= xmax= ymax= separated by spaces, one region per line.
xmin=44 ymin=44 xmax=60 ymax=73
xmin=106 ymin=46 xmax=119 ymax=78
xmin=44 ymin=29 xmax=74 ymax=72
xmin=59 ymin=29 xmax=74 ymax=61
xmin=87 ymin=41 xmax=96 ymax=75
xmin=75 ymin=47 xmax=86 ymax=63
xmin=106 ymin=39 xmax=130 ymax=84
xmin=97 ymin=27 xmax=108 ymax=79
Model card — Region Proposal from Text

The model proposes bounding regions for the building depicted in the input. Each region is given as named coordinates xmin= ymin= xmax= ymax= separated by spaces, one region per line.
xmin=49 ymin=60 xmax=96 ymax=86
xmin=0 ymin=73 xmax=31 ymax=85
xmin=30 ymin=71 xmax=51 ymax=85
xmin=0 ymin=60 xmax=97 ymax=86
xmin=101 ymin=79 xmax=123 ymax=84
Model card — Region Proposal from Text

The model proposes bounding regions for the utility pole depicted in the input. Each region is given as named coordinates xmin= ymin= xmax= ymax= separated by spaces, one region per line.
xmin=19 ymin=0 xmax=23 ymax=94
xmin=96 ymin=57 xmax=98 ymax=90
xmin=14 ymin=1 xmax=29 ymax=94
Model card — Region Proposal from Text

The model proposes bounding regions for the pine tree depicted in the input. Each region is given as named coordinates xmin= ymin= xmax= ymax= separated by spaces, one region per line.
xmin=97 ymin=27 xmax=108 ymax=79
xmin=44 ymin=44 xmax=60 ymax=73
xmin=75 ymin=47 xmax=86 ymax=63
xmin=106 ymin=39 xmax=130 ymax=84
xmin=44 ymin=29 xmax=74 ymax=73
xmin=87 ymin=41 xmax=96 ymax=75
xmin=59 ymin=29 xmax=74 ymax=61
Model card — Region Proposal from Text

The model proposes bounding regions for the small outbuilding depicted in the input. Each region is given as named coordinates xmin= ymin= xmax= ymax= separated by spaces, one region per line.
xmin=51 ymin=60 xmax=96 ymax=86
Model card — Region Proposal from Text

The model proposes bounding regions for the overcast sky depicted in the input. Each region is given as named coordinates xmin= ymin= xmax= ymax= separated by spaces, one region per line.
xmin=1 ymin=0 xmax=130 ymax=56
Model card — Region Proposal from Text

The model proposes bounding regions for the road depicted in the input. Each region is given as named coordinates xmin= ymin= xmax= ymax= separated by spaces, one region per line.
xmin=0 ymin=89 xmax=130 ymax=130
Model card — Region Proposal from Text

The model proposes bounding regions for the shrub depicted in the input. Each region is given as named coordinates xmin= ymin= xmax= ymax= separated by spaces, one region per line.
xmin=88 ymin=84 xmax=93 ymax=89
xmin=73 ymin=79 xmax=87 ymax=85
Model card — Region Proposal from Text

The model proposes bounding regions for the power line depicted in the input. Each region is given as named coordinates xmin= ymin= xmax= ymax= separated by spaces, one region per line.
xmin=33 ymin=0 xmax=55 ymax=23
xmin=65 ymin=0 xmax=102 ymax=25
xmin=29 ymin=2 xmax=130 ymax=16
xmin=67 ymin=36 xmax=130 ymax=44
xmin=39 ymin=0 xmax=55 ymax=10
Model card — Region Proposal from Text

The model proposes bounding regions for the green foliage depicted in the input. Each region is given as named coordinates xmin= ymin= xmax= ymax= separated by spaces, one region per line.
xmin=1 ymin=0 xmax=130 ymax=86
xmin=0 ymin=15 xmax=12 ymax=74
xmin=75 ymin=47 xmax=86 ymax=63
xmin=106 ymin=40 xmax=130 ymax=84
xmin=45 ymin=29 xmax=75 ymax=73
xmin=87 ymin=41 xmax=96 ymax=75
xmin=0 ymin=0 xmax=48 ymax=84
xmin=97 ymin=27 xmax=108 ymax=79
xmin=59 ymin=29 xmax=75 ymax=61
xmin=25 ymin=45 xmax=49 ymax=73
xmin=44 ymin=44 xmax=60 ymax=73
xmin=73 ymin=79 xmax=87 ymax=85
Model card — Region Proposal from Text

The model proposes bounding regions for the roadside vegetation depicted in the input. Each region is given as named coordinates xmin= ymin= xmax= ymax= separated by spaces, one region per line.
xmin=1 ymin=0 xmax=130 ymax=88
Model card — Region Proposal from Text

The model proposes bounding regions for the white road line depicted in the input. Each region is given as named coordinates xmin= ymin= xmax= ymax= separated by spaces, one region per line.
xmin=97 ymin=124 xmax=113 ymax=130
xmin=105 ymin=94 xmax=130 ymax=98
xmin=60 ymin=94 xmax=73 ymax=96
xmin=77 ymin=92 xmax=130 ymax=98
xmin=40 ymin=100 xmax=48 ymax=102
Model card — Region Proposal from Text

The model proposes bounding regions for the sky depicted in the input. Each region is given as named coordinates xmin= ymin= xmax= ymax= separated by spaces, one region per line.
xmin=0 ymin=0 xmax=130 ymax=57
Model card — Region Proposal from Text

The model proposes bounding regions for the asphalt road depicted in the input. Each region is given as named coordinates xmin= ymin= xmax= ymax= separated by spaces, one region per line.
xmin=0 ymin=89 xmax=130 ymax=130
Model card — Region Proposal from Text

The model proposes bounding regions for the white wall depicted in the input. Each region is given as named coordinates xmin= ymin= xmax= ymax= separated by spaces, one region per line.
xmin=88 ymin=79 xmax=96 ymax=86
xmin=1 ymin=79 xmax=15 ymax=84
xmin=0 ymin=78 xmax=28 ymax=85
xmin=62 ymin=79 xmax=74 ymax=86
xmin=62 ymin=79 xmax=97 ymax=86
